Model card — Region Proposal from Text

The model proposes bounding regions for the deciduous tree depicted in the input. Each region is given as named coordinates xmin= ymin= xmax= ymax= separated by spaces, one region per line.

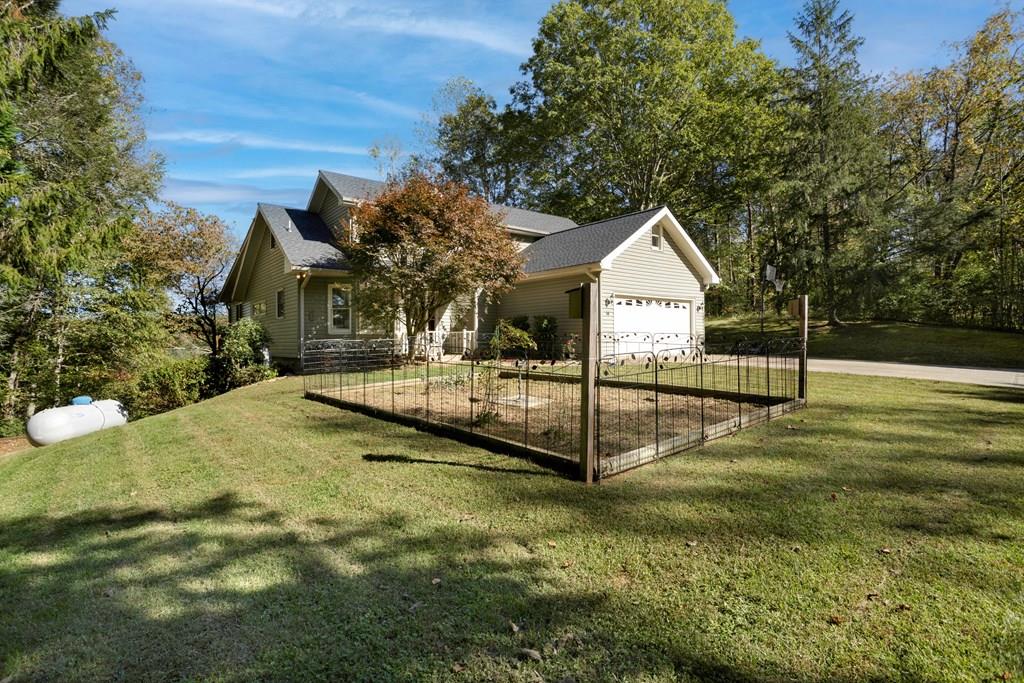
xmin=346 ymin=172 xmax=523 ymax=360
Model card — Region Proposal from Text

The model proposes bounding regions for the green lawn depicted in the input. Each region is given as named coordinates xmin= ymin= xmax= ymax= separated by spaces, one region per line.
xmin=707 ymin=315 xmax=1024 ymax=368
xmin=1 ymin=375 xmax=1022 ymax=681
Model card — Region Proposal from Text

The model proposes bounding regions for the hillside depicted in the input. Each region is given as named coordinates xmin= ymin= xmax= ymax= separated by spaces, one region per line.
xmin=1 ymin=375 xmax=1021 ymax=681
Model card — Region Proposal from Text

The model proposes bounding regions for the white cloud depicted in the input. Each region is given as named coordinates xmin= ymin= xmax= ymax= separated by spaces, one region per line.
xmin=228 ymin=166 xmax=323 ymax=179
xmin=195 ymin=0 xmax=531 ymax=56
xmin=229 ymin=164 xmax=383 ymax=179
xmin=150 ymin=129 xmax=367 ymax=155
xmin=337 ymin=11 xmax=528 ymax=57
xmin=162 ymin=177 xmax=307 ymax=205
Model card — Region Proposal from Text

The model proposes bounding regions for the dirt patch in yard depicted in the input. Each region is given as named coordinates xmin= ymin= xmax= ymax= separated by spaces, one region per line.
xmin=315 ymin=372 xmax=761 ymax=463
xmin=0 ymin=436 xmax=31 ymax=459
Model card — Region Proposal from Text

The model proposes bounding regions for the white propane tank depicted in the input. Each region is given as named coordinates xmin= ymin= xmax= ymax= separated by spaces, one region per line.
xmin=26 ymin=399 xmax=128 ymax=446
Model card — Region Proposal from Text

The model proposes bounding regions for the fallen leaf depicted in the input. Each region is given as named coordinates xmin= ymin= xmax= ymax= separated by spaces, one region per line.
xmin=999 ymin=671 xmax=1012 ymax=681
xmin=432 ymin=577 xmax=441 ymax=585
xmin=895 ymin=603 xmax=912 ymax=612
xmin=879 ymin=547 xmax=892 ymax=555
xmin=785 ymin=424 xmax=798 ymax=430
xmin=547 ymin=541 xmax=557 ymax=548
xmin=517 ymin=648 xmax=542 ymax=662
xmin=830 ymin=492 xmax=838 ymax=502
xmin=826 ymin=614 xmax=844 ymax=625
xmin=510 ymin=620 xmax=520 ymax=633
xmin=451 ymin=663 xmax=465 ymax=673
xmin=841 ymin=486 xmax=852 ymax=492
xmin=866 ymin=592 xmax=880 ymax=601
xmin=561 ymin=560 xmax=574 ymax=569
xmin=791 ymin=545 xmax=801 ymax=553
xmin=685 ymin=540 xmax=698 ymax=547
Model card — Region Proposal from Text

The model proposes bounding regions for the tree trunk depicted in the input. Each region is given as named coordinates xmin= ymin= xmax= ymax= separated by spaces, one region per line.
xmin=3 ymin=349 xmax=19 ymax=422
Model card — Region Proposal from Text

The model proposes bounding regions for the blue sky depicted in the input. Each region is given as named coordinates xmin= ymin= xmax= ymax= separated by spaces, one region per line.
xmin=61 ymin=0 xmax=1017 ymax=237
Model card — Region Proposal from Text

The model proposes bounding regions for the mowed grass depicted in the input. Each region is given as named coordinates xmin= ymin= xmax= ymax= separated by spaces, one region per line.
xmin=1 ymin=376 xmax=1022 ymax=682
xmin=707 ymin=314 xmax=1024 ymax=368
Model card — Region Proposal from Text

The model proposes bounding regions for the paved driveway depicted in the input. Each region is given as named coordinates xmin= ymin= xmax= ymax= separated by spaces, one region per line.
xmin=809 ymin=359 xmax=1024 ymax=389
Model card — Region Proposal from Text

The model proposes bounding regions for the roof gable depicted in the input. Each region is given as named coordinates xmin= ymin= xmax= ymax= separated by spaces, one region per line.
xmin=520 ymin=206 xmax=720 ymax=286
xmin=520 ymin=206 xmax=664 ymax=274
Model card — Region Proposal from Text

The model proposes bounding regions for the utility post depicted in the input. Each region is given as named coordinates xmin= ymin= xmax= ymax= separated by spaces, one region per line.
xmin=798 ymin=294 xmax=809 ymax=401
xmin=579 ymin=281 xmax=599 ymax=484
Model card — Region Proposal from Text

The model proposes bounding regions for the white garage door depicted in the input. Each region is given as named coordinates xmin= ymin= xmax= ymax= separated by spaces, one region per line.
xmin=612 ymin=297 xmax=691 ymax=354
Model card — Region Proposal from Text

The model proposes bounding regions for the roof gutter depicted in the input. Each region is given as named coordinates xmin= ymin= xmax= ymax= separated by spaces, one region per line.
xmin=521 ymin=263 xmax=602 ymax=282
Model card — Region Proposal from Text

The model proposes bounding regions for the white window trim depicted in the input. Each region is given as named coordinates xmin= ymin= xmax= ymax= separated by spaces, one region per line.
xmin=651 ymin=225 xmax=663 ymax=251
xmin=327 ymin=283 xmax=353 ymax=334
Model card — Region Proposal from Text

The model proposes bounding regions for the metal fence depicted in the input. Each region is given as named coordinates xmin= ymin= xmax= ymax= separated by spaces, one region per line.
xmin=593 ymin=338 xmax=803 ymax=476
xmin=302 ymin=334 xmax=806 ymax=481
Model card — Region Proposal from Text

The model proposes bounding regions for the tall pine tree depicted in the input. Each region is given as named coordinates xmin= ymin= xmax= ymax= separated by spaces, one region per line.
xmin=783 ymin=0 xmax=882 ymax=324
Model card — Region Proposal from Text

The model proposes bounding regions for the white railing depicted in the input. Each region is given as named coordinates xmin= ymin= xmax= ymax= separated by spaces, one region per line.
xmin=393 ymin=329 xmax=478 ymax=359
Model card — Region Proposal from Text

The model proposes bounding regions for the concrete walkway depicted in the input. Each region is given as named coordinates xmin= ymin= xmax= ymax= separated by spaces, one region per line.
xmin=808 ymin=358 xmax=1024 ymax=389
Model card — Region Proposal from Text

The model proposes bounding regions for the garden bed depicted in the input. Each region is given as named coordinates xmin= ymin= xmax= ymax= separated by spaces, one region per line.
xmin=311 ymin=371 xmax=766 ymax=465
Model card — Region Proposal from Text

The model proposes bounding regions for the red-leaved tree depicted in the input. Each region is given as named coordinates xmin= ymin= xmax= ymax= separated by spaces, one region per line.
xmin=346 ymin=172 xmax=523 ymax=359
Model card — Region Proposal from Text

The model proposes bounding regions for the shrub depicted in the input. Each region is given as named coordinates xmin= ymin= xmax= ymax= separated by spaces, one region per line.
xmin=509 ymin=316 xmax=531 ymax=332
xmin=128 ymin=356 xmax=209 ymax=418
xmin=222 ymin=317 xmax=271 ymax=367
xmin=208 ymin=318 xmax=277 ymax=392
xmin=490 ymin=319 xmax=536 ymax=358
xmin=532 ymin=315 xmax=559 ymax=358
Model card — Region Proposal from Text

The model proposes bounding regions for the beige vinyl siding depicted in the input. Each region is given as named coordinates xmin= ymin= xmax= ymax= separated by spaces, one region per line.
xmin=599 ymin=222 xmax=706 ymax=343
xmin=493 ymin=274 xmax=590 ymax=338
xmin=238 ymin=217 xmax=299 ymax=360
xmin=319 ymin=190 xmax=350 ymax=235
xmin=302 ymin=276 xmax=388 ymax=340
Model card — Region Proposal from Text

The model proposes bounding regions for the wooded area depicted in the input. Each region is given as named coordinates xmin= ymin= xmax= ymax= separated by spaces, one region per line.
xmin=430 ymin=0 xmax=1024 ymax=331
xmin=0 ymin=2 xmax=271 ymax=434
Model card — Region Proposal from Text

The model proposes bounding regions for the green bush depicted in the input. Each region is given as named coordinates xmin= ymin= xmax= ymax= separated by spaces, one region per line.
xmin=208 ymin=318 xmax=277 ymax=392
xmin=222 ymin=317 xmax=271 ymax=367
xmin=509 ymin=316 xmax=531 ymax=332
xmin=128 ymin=356 xmax=209 ymax=418
xmin=491 ymin=319 xmax=536 ymax=357
xmin=532 ymin=315 xmax=559 ymax=358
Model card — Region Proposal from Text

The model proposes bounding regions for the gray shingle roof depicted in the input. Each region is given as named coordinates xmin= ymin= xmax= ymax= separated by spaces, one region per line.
xmin=258 ymin=203 xmax=349 ymax=270
xmin=318 ymin=170 xmax=577 ymax=235
xmin=521 ymin=206 xmax=665 ymax=274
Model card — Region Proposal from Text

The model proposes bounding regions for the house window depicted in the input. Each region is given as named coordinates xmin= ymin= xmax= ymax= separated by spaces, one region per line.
xmin=234 ymin=303 xmax=243 ymax=321
xmin=328 ymin=284 xmax=352 ymax=334
xmin=253 ymin=301 xmax=266 ymax=316
xmin=269 ymin=234 xmax=277 ymax=249
xmin=651 ymin=226 xmax=663 ymax=251
xmin=276 ymin=290 xmax=285 ymax=318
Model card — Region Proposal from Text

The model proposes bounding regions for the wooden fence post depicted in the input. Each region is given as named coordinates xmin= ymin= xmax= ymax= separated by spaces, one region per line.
xmin=798 ymin=294 xmax=809 ymax=401
xmin=579 ymin=281 xmax=598 ymax=484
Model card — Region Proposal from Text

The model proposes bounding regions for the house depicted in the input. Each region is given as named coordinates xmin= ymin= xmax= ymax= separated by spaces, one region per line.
xmin=220 ymin=171 xmax=720 ymax=368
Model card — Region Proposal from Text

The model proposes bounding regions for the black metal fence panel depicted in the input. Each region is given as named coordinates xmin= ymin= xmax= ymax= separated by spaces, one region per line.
xmin=302 ymin=335 xmax=805 ymax=480
xmin=593 ymin=338 xmax=802 ymax=476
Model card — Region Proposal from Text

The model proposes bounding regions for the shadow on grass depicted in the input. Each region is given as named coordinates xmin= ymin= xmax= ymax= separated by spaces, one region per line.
xmin=362 ymin=452 xmax=557 ymax=477
xmin=0 ymin=491 xmax=898 ymax=683
xmin=936 ymin=386 xmax=1024 ymax=404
